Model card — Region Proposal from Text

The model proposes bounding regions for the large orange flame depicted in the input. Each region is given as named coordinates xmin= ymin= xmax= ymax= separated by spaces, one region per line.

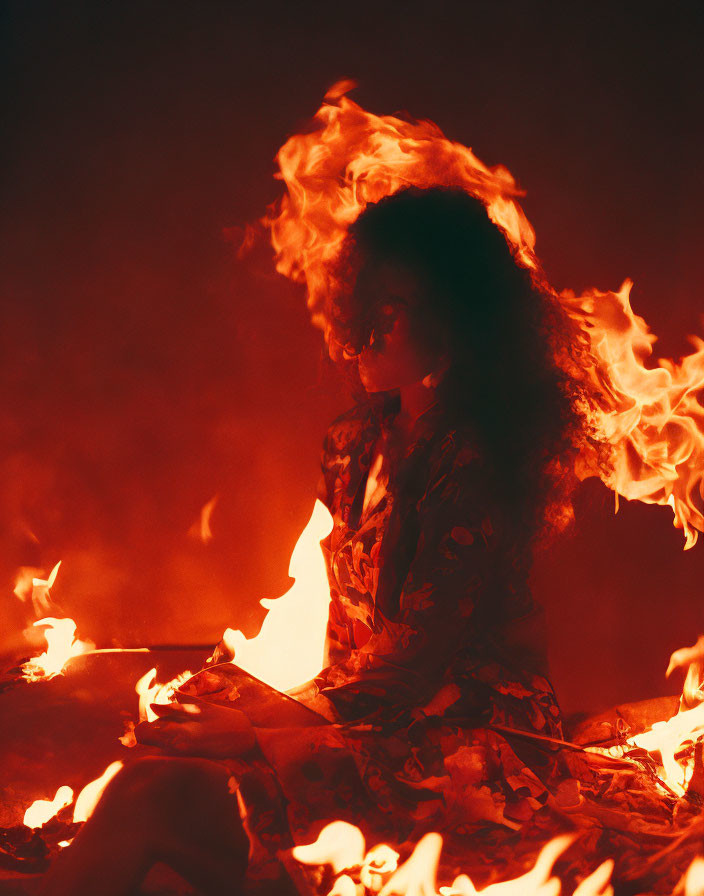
xmin=218 ymin=499 xmax=333 ymax=691
xmin=265 ymin=84 xmax=704 ymax=547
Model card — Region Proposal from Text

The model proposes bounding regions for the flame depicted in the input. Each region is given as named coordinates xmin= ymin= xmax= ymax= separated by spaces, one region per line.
xmin=294 ymin=823 xmax=613 ymax=895
xmin=360 ymin=843 xmax=401 ymax=891
xmin=21 ymin=616 xmax=93 ymax=681
xmin=21 ymin=761 xmax=124 ymax=831
xmin=559 ymin=283 xmax=704 ymax=549
xmin=381 ymin=831 xmax=443 ymax=895
xmin=135 ymin=667 xmax=194 ymax=723
xmin=292 ymin=820 xmax=366 ymax=873
xmin=685 ymin=857 xmax=704 ymax=896
xmin=189 ymin=494 xmax=218 ymax=543
xmin=23 ymin=785 xmax=74 ymax=829
xmin=265 ymin=85 xmax=704 ymax=547
xmin=218 ymin=499 xmax=333 ymax=691
xmin=14 ymin=560 xmax=62 ymax=615
xmin=73 ymin=761 xmax=123 ymax=823
xmin=618 ymin=636 xmax=704 ymax=796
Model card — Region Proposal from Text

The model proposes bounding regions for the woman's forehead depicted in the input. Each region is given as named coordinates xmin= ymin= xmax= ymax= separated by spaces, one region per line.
xmin=356 ymin=259 xmax=425 ymax=303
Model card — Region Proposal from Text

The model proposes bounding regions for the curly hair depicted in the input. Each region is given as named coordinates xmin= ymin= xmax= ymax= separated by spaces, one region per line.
xmin=328 ymin=187 xmax=604 ymax=551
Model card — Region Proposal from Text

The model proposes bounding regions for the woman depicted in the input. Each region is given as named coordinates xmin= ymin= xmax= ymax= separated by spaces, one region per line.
xmin=44 ymin=188 xmax=598 ymax=895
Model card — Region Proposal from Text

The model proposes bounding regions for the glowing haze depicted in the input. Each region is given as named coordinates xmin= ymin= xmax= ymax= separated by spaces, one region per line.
xmin=265 ymin=83 xmax=704 ymax=547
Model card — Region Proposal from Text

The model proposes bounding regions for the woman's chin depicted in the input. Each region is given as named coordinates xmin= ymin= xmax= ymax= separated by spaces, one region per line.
xmin=360 ymin=373 xmax=397 ymax=393
xmin=358 ymin=366 xmax=385 ymax=393
xmin=358 ymin=361 xmax=400 ymax=393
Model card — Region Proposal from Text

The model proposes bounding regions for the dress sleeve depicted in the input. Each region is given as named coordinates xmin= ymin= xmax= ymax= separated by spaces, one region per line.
xmin=316 ymin=436 xmax=499 ymax=717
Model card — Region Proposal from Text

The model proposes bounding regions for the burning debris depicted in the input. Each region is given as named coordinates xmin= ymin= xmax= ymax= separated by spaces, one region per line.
xmin=17 ymin=563 xmax=95 ymax=682
xmin=6 ymin=509 xmax=704 ymax=892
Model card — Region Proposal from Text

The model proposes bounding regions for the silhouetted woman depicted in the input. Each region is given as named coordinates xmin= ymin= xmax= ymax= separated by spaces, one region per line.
xmin=44 ymin=188 xmax=599 ymax=895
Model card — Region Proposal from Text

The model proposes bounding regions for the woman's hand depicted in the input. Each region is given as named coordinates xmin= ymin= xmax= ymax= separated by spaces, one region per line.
xmin=135 ymin=696 xmax=256 ymax=759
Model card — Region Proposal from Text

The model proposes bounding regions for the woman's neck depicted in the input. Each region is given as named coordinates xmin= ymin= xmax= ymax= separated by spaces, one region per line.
xmin=396 ymin=380 xmax=440 ymax=437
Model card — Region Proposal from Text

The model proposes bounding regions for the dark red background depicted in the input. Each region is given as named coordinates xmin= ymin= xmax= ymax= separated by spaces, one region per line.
xmin=2 ymin=2 xmax=703 ymax=714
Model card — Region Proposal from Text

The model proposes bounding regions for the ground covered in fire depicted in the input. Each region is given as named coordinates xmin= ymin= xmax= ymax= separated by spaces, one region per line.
xmin=3 ymin=646 xmax=704 ymax=896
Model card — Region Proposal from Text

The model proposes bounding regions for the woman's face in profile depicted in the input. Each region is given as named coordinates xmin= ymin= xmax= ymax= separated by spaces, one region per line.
xmin=355 ymin=262 xmax=443 ymax=393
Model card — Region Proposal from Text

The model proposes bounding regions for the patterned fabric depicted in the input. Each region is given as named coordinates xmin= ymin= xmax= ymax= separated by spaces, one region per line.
xmin=231 ymin=399 xmax=567 ymax=890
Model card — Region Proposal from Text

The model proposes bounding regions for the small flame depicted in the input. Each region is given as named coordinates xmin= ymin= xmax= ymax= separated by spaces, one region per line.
xmin=73 ymin=761 xmax=123 ymax=823
xmin=218 ymin=499 xmax=333 ymax=691
xmin=265 ymin=85 xmax=704 ymax=547
xmin=292 ymin=820 xmax=366 ymax=874
xmin=666 ymin=635 xmax=704 ymax=708
xmin=381 ymin=831 xmax=443 ymax=895
xmin=23 ymin=785 xmax=74 ymax=829
xmin=684 ymin=857 xmax=704 ymax=896
xmin=14 ymin=561 xmax=61 ymax=615
xmin=135 ymin=667 xmax=193 ymax=722
xmin=559 ymin=282 xmax=704 ymax=549
xmin=21 ymin=761 xmax=125 ymax=831
xmin=621 ymin=636 xmax=704 ymax=796
xmin=21 ymin=616 xmax=93 ymax=681
xmin=189 ymin=494 xmax=218 ymax=544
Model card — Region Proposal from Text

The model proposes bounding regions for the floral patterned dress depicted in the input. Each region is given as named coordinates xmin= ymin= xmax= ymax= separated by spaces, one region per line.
xmin=213 ymin=399 xmax=566 ymax=892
